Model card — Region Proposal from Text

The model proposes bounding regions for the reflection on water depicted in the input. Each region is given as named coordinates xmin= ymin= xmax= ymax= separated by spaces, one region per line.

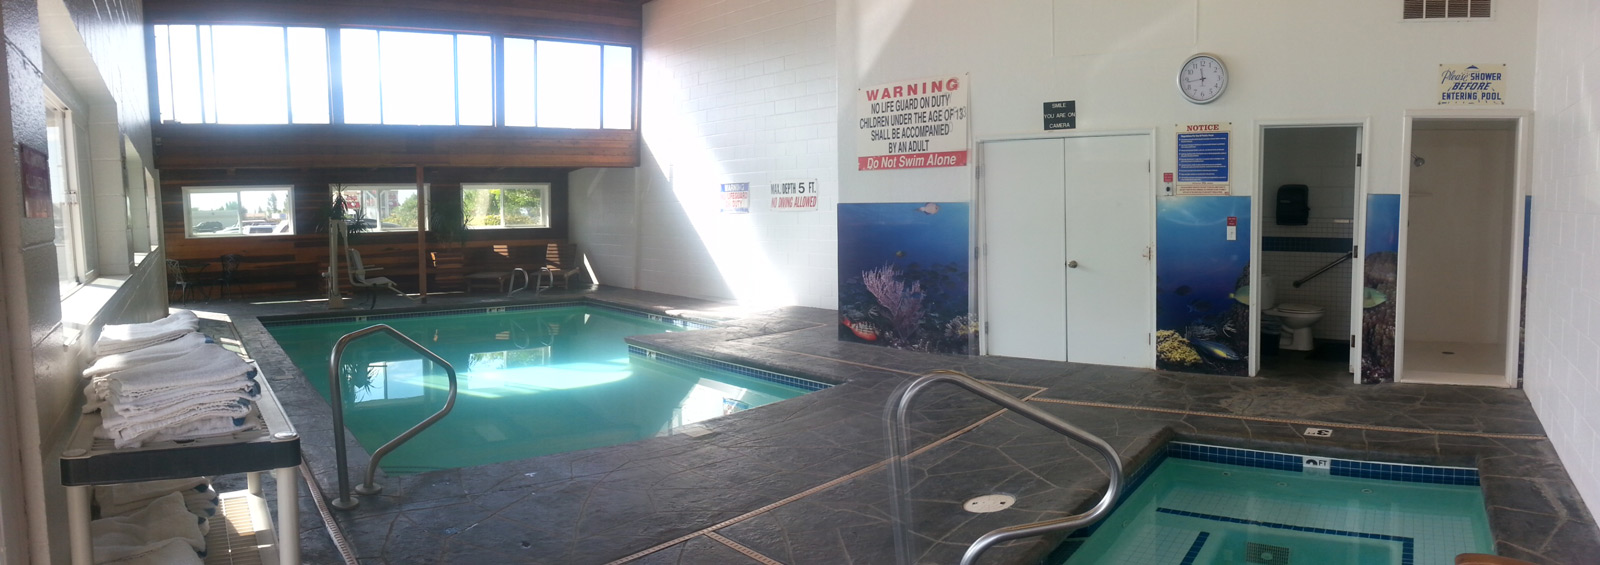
xmin=270 ymin=306 xmax=810 ymax=473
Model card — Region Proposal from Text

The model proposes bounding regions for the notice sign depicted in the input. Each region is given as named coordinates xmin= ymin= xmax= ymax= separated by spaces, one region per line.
xmin=1438 ymin=64 xmax=1505 ymax=105
xmin=1043 ymin=101 xmax=1076 ymax=130
xmin=20 ymin=144 xmax=50 ymax=218
xmin=720 ymin=183 xmax=750 ymax=214
xmin=769 ymin=179 xmax=819 ymax=212
xmin=1175 ymin=122 xmax=1231 ymax=196
xmin=857 ymin=74 xmax=969 ymax=170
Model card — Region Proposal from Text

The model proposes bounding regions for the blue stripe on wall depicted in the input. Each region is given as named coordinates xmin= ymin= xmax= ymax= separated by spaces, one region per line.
xmin=1262 ymin=236 xmax=1353 ymax=253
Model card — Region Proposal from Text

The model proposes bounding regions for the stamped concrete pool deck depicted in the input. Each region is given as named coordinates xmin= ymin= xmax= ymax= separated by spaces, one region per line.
xmin=195 ymin=286 xmax=1597 ymax=564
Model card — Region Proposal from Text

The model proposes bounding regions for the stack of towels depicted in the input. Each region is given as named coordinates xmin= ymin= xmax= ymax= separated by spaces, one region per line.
xmin=89 ymin=478 xmax=218 ymax=565
xmin=83 ymin=310 xmax=262 ymax=448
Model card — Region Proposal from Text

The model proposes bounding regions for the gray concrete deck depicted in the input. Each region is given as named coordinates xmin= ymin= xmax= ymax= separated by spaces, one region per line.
xmin=189 ymin=286 xmax=1596 ymax=564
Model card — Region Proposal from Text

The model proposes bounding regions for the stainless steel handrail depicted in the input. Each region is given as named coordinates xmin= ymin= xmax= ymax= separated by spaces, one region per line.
xmin=886 ymin=370 xmax=1123 ymax=565
xmin=1292 ymin=250 xmax=1354 ymax=288
xmin=327 ymin=324 xmax=458 ymax=510
xmin=507 ymin=268 xmax=530 ymax=297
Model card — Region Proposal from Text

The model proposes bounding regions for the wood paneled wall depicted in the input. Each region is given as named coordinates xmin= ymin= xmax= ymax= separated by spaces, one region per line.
xmin=160 ymin=167 xmax=572 ymax=298
xmin=154 ymin=125 xmax=637 ymax=170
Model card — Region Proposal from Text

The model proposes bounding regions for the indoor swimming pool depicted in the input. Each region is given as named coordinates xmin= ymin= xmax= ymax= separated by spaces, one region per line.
xmin=1060 ymin=443 xmax=1493 ymax=565
xmin=264 ymin=304 xmax=824 ymax=473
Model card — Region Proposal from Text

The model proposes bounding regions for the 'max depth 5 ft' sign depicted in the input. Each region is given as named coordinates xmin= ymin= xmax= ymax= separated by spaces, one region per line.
xmin=856 ymin=74 xmax=969 ymax=170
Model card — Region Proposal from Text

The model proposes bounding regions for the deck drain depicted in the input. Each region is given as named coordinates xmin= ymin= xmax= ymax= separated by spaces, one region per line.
xmin=964 ymin=494 xmax=1015 ymax=513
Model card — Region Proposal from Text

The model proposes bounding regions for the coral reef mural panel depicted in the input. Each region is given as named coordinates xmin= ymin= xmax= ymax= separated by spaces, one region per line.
xmin=837 ymin=202 xmax=973 ymax=354
xmin=1361 ymin=194 xmax=1401 ymax=384
xmin=1155 ymin=196 xmax=1252 ymax=376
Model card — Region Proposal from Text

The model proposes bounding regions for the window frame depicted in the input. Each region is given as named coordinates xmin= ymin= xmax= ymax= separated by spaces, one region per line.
xmin=152 ymin=24 xmax=332 ymax=125
xmin=502 ymin=37 xmax=635 ymax=130
xmin=181 ymin=185 xmax=297 ymax=239
xmin=332 ymin=184 xmax=429 ymax=232
xmin=46 ymin=91 xmax=89 ymax=297
xmin=338 ymin=28 xmax=494 ymax=126
xmin=461 ymin=183 xmax=551 ymax=230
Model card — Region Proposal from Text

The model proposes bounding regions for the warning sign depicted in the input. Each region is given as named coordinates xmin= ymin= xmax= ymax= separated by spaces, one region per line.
xmin=1438 ymin=64 xmax=1505 ymax=105
xmin=720 ymin=183 xmax=749 ymax=214
xmin=768 ymin=179 xmax=819 ymax=212
xmin=856 ymin=74 xmax=969 ymax=171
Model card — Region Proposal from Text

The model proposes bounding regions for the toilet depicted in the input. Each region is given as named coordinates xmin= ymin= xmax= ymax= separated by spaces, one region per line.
xmin=1258 ymin=276 xmax=1326 ymax=352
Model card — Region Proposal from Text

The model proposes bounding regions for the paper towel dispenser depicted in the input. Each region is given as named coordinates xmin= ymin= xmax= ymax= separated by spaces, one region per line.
xmin=1276 ymin=184 xmax=1309 ymax=226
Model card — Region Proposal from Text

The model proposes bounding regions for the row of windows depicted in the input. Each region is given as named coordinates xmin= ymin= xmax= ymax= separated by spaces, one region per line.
xmin=182 ymin=184 xmax=549 ymax=238
xmin=152 ymin=25 xmax=634 ymax=129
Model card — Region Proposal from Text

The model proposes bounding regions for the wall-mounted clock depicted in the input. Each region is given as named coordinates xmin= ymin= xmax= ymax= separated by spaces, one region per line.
xmin=1178 ymin=53 xmax=1228 ymax=104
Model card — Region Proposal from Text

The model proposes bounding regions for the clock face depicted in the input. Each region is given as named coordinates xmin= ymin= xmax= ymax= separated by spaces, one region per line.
xmin=1178 ymin=54 xmax=1227 ymax=104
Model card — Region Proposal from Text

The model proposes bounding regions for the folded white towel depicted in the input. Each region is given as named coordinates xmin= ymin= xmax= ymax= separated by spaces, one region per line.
xmin=103 ymin=345 xmax=254 ymax=400
xmin=90 ymin=492 xmax=205 ymax=563
xmin=102 ymin=400 xmax=255 ymax=449
xmin=99 ymin=537 xmax=202 ymax=565
xmin=94 ymin=311 xmax=199 ymax=357
xmin=84 ymin=332 xmax=208 ymax=380
xmin=145 ymin=413 xmax=260 ymax=445
xmin=111 ymin=383 xmax=258 ymax=418
xmin=94 ymin=478 xmax=209 ymax=518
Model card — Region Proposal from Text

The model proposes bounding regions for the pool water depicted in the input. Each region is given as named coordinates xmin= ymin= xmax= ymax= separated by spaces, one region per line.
xmin=266 ymin=306 xmax=814 ymax=473
xmin=1062 ymin=447 xmax=1493 ymax=564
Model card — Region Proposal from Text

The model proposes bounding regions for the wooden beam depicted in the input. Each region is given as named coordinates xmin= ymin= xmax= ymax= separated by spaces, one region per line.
xmin=416 ymin=165 xmax=428 ymax=302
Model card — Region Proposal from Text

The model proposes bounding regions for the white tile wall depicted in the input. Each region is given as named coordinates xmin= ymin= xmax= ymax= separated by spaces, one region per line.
xmin=1526 ymin=0 xmax=1600 ymax=526
xmin=570 ymin=0 xmax=839 ymax=308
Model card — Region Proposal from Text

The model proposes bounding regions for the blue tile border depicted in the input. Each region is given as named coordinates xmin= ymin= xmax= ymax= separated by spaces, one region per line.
xmin=1167 ymin=442 xmax=1479 ymax=486
xmin=1178 ymin=531 xmax=1209 ymax=565
xmin=628 ymin=345 xmax=831 ymax=393
xmin=261 ymin=301 xmax=716 ymax=330
xmin=1156 ymin=508 xmax=1415 ymax=565
xmin=1167 ymin=442 xmax=1304 ymax=473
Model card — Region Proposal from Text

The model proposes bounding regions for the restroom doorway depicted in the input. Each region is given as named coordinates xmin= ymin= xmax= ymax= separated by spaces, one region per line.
xmin=980 ymin=133 xmax=1155 ymax=367
xmin=1256 ymin=125 xmax=1362 ymax=378
xmin=1399 ymin=118 xmax=1523 ymax=387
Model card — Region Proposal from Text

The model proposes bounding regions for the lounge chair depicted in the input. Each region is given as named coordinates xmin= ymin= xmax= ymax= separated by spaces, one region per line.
xmin=544 ymin=243 xmax=590 ymax=289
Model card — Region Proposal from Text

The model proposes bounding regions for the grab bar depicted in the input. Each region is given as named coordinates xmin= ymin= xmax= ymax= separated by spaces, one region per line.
xmin=327 ymin=324 xmax=458 ymax=510
xmin=886 ymin=370 xmax=1123 ymax=565
xmin=1292 ymin=251 xmax=1354 ymax=288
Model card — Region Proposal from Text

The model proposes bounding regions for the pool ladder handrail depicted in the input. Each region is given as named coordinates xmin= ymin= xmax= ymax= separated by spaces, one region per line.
xmin=886 ymin=370 xmax=1123 ymax=565
xmin=327 ymin=324 xmax=458 ymax=510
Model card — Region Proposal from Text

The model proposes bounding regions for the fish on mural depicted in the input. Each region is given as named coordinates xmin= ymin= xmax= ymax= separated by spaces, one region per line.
xmin=916 ymin=203 xmax=941 ymax=215
xmin=841 ymin=317 xmax=880 ymax=342
xmin=1230 ymin=285 xmax=1250 ymax=305
xmin=1187 ymin=299 xmax=1212 ymax=313
xmin=1190 ymin=339 xmax=1241 ymax=361
xmin=1363 ymin=287 xmax=1388 ymax=308
xmin=894 ymin=250 xmax=907 ymax=258
xmin=1175 ymin=285 xmax=1193 ymax=296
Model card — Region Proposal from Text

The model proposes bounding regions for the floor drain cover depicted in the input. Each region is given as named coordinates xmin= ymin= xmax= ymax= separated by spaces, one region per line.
xmin=1245 ymin=542 xmax=1291 ymax=564
xmin=963 ymin=494 xmax=1015 ymax=513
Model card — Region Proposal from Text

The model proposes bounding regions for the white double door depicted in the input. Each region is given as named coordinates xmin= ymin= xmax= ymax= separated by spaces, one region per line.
xmin=982 ymin=134 xmax=1153 ymax=367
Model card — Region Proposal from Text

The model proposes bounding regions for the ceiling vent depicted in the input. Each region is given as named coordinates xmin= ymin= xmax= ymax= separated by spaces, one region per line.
xmin=1403 ymin=0 xmax=1491 ymax=19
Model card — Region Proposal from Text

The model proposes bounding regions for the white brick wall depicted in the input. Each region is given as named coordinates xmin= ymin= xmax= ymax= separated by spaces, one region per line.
xmin=570 ymin=0 xmax=839 ymax=309
xmin=1527 ymin=0 xmax=1600 ymax=523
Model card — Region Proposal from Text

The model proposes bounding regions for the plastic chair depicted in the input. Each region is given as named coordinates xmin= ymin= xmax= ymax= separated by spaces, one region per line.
xmin=346 ymin=249 xmax=402 ymax=309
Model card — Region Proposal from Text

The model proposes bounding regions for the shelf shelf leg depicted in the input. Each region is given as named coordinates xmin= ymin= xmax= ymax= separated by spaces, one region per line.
xmin=248 ymin=471 xmax=262 ymax=497
xmin=68 ymin=485 xmax=92 ymax=565
xmin=276 ymin=466 xmax=300 ymax=565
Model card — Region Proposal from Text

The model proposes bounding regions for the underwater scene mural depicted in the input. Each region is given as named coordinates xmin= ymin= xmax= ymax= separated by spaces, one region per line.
xmin=1155 ymin=196 xmax=1251 ymax=376
xmin=1361 ymin=194 xmax=1401 ymax=384
xmin=837 ymin=202 xmax=974 ymax=354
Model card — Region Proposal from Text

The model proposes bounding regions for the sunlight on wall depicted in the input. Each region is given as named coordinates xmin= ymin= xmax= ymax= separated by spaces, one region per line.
xmin=639 ymin=57 xmax=797 ymax=309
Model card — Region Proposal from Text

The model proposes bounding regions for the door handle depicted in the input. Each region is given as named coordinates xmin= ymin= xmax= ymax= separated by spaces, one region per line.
xmin=1067 ymin=260 xmax=1079 ymax=268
